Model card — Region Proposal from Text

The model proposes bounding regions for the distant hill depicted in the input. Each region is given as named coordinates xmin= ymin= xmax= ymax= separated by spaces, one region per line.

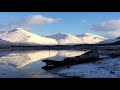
xmin=0 ymin=28 xmax=58 ymax=46
xmin=44 ymin=33 xmax=107 ymax=45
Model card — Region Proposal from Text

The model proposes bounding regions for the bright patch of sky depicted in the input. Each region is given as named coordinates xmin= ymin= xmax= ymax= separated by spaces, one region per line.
xmin=0 ymin=12 xmax=120 ymax=38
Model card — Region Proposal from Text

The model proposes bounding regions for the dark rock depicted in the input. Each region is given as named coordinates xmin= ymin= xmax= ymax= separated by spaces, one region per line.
xmin=2 ymin=73 xmax=6 ymax=75
xmin=110 ymin=71 xmax=115 ymax=74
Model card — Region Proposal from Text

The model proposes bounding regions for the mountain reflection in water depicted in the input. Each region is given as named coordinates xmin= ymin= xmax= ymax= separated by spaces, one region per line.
xmin=0 ymin=50 xmax=89 ymax=77
xmin=0 ymin=50 xmax=89 ymax=68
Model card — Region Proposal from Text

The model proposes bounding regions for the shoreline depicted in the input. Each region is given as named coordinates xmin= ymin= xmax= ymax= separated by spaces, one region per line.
xmin=0 ymin=44 xmax=120 ymax=50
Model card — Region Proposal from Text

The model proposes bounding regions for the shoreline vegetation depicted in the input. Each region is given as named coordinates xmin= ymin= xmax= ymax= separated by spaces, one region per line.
xmin=0 ymin=43 xmax=120 ymax=50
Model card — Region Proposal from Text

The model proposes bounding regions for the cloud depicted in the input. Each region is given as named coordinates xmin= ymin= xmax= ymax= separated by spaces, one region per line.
xmin=90 ymin=19 xmax=120 ymax=38
xmin=0 ymin=15 xmax=60 ymax=31
xmin=9 ymin=15 xmax=59 ymax=28
xmin=105 ymin=31 xmax=120 ymax=38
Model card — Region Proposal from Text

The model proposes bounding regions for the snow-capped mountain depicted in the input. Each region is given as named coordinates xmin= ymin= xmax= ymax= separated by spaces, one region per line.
xmin=0 ymin=28 xmax=58 ymax=46
xmin=0 ymin=28 xmax=108 ymax=46
xmin=99 ymin=36 xmax=120 ymax=44
xmin=45 ymin=33 xmax=107 ymax=45
xmin=45 ymin=33 xmax=74 ymax=40
xmin=77 ymin=33 xmax=108 ymax=44
xmin=45 ymin=33 xmax=84 ymax=45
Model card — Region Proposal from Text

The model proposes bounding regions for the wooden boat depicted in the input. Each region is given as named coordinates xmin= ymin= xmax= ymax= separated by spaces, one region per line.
xmin=42 ymin=48 xmax=99 ymax=70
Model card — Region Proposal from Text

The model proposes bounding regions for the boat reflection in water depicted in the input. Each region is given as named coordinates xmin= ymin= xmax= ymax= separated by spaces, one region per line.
xmin=42 ymin=49 xmax=99 ymax=70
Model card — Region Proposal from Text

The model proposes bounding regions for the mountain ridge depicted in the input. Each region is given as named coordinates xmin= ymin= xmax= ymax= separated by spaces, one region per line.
xmin=44 ymin=32 xmax=107 ymax=45
xmin=0 ymin=28 xmax=58 ymax=46
xmin=0 ymin=28 xmax=108 ymax=46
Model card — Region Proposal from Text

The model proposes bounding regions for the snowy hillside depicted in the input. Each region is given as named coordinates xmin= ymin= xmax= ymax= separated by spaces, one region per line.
xmin=45 ymin=33 xmax=83 ymax=45
xmin=45 ymin=33 xmax=107 ymax=45
xmin=0 ymin=28 xmax=58 ymax=46
xmin=0 ymin=28 xmax=108 ymax=46
xmin=77 ymin=33 xmax=108 ymax=44
xmin=99 ymin=37 xmax=120 ymax=44
xmin=0 ymin=39 xmax=12 ymax=46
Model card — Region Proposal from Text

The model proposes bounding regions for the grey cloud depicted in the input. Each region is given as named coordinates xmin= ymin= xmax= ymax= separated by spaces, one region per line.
xmin=90 ymin=19 xmax=120 ymax=38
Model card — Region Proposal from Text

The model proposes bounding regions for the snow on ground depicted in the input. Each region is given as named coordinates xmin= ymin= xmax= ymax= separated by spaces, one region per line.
xmin=56 ymin=57 xmax=120 ymax=78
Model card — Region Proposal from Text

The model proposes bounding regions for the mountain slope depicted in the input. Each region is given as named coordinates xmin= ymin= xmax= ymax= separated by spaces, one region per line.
xmin=45 ymin=33 xmax=107 ymax=45
xmin=46 ymin=33 xmax=84 ymax=45
xmin=77 ymin=33 xmax=108 ymax=44
xmin=0 ymin=28 xmax=108 ymax=46
xmin=0 ymin=28 xmax=58 ymax=46
xmin=0 ymin=39 xmax=12 ymax=46
xmin=99 ymin=36 xmax=120 ymax=44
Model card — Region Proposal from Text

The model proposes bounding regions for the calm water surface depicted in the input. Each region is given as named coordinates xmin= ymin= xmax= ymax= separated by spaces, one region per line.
xmin=0 ymin=50 xmax=89 ymax=78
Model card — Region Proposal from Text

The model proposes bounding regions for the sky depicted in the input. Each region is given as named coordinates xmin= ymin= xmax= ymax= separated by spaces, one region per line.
xmin=0 ymin=12 xmax=120 ymax=38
